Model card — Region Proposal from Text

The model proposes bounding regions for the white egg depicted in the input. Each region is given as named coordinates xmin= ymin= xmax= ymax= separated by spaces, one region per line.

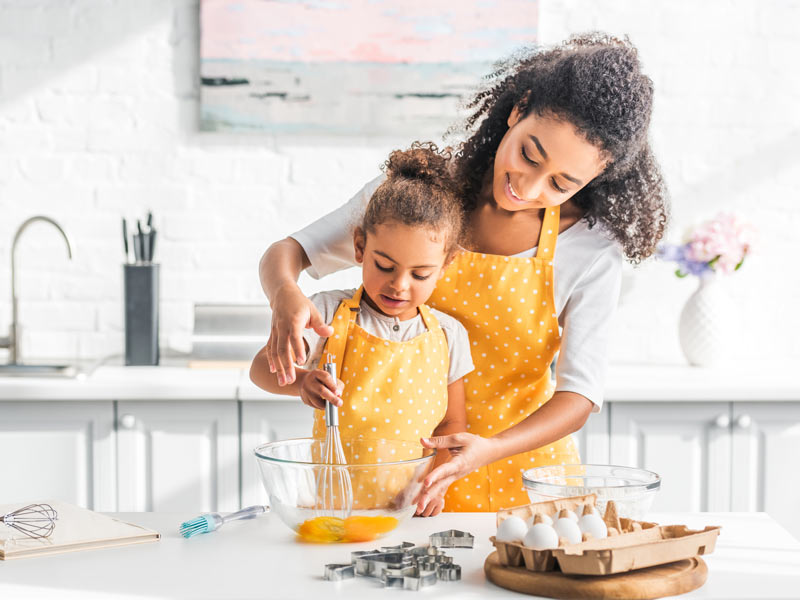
xmin=578 ymin=513 xmax=608 ymax=539
xmin=554 ymin=517 xmax=582 ymax=545
xmin=523 ymin=523 xmax=559 ymax=550
xmin=562 ymin=509 xmax=579 ymax=522
xmin=525 ymin=513 xmax=552 ymax=528
xmin=496 ymin=516 xmax=528 ymax=543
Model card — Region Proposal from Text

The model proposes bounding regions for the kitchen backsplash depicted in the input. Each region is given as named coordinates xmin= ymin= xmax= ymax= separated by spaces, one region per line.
xmin=0 ymin=0 xmax=797 ymax=365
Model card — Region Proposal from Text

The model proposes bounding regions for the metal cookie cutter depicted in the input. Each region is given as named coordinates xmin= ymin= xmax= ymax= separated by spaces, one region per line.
xmin=379 ymin=541 xmax=415 ymax=553
xmin=324 ymin=563 xmax=355 ymax=581
xmin=437 ymin=563 xmax=462 ymax=581
xmin=429 ymin=529 xmax=475 ymax=548
xmin=381 ymin=565 xmax=438 ymax=591
xmin=353 ymin=551 xmax=412 ymax=577
xmin=380 ymin=565 xmax=417 ymax=589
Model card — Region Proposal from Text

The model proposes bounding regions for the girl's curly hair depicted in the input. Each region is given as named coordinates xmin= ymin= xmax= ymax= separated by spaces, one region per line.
xmin=452 ymin=32 xmax=669 ymax=263
xmin=363 ymin=142 xmax=464 ymax=258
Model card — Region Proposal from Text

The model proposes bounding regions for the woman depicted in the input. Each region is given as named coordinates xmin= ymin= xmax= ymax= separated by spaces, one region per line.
xmin=258 ymin=33 xmax=668 ymax=512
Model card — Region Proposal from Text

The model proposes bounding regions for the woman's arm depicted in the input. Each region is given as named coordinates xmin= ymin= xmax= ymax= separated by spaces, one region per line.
xmin=259 ymin=238 xmax=334 ymax=385
xmin=416 ymin=391 xmax=592 ymax=509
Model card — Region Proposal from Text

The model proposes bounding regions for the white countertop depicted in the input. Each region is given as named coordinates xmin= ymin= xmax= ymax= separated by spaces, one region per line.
xmin=0 ymin=511 xmax=798 ymax=599
xmin=1 ymin=361 xmax=798 ymax=402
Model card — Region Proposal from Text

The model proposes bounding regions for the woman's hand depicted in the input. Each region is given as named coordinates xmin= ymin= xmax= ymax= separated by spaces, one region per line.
xmin=415 ymin=494 xmax=445 ymax=518
xmin=266 ymin=283 xmax=333 ymax=385
xmin=415 ymin=433 xmax=499 ymax=512
xmin=298 ymin=369 xmax=343 ymax=410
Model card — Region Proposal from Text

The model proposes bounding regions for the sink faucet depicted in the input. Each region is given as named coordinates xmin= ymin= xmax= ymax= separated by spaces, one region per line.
xmin=0 ymin=216 xmax=73 ymax=364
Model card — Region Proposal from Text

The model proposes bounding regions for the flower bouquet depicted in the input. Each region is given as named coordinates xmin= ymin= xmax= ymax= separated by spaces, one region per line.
xmin=657 ymin=212 xmax=756 ymax=366
xmin=657 ymin=212 xmax=756 ymax=278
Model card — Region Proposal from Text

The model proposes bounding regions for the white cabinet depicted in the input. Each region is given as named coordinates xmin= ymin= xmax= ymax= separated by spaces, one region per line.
xmin=0 ymin=401 xmax=116 ymax=511
xmin=573 ymin=409 xmax=610 ymax=464
xmin=240 ymin=400 xmax=313 ymax=507
xmin=609 ymin=402 xmax=732 ymax=512
xmin=609 ymin=401 xmax=800 ymax=540
xmin=731 ymin=402 xmax=800 ymax=539
xmin=116 ymin=401 xmax=239 ymax=513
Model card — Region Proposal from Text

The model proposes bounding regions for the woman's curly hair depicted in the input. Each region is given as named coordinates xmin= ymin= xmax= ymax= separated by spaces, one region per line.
xmin=363 ymin=142 xmax=464 ymax=258
xmin=452 ymin=32 xmax=669 ymax=263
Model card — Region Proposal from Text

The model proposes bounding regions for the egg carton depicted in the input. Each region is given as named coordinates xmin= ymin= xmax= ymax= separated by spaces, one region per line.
xmin=491 ymin=495 xmax=721 ymax=576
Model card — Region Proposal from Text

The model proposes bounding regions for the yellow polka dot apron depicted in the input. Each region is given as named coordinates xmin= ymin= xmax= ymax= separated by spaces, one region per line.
xmin=429 ymin=205 xmax=580 ymax=512
xmin=312 ymin=286 xmax=449 ymax=509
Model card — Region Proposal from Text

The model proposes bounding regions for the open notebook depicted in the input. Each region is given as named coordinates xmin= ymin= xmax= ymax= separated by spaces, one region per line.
xmin=0 ymin=501 xmax=160 ymax=560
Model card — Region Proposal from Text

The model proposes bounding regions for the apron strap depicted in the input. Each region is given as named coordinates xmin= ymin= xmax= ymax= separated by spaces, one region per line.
xmin=320 ymin=286 xmax=362 ymax=379
xmin=535 ymin=205 xmax=560 ymax=260
xmin=417 ymin=303 xmax=440 ymax=332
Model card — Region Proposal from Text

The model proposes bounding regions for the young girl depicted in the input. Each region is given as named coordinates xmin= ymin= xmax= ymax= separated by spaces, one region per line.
xmin=250 ymin=143 xmax=473 ymax=517
xmin=259 ymin=33 xmax=669 ymax=513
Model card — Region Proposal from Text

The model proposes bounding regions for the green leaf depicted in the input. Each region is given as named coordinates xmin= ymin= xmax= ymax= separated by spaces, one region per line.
xmin=735 ymin=256 xmax=745 ymax=271
xmin=675 ymin=269 xmax=688 ymax=278
xmin=708 ymin=255 xmax=720 ymax=269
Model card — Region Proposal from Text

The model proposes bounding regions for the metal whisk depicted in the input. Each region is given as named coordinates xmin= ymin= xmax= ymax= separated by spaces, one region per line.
xmin=315 ymin=354 xmax=353 ymax=519
xmin=1 ymin=503 xmax=58 ymax=539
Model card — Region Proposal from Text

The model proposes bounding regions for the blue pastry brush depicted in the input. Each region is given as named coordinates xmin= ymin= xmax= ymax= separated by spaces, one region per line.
xmin=179 ymin=505 xmax=269 ymax=538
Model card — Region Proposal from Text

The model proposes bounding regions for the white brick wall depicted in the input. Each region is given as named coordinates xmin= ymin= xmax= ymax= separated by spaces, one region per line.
xmin=0 ymin=0 xmax=798 ymax=365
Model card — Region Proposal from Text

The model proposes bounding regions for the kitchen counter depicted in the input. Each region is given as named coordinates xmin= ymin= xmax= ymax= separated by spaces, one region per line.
xmin=1 ymin=361 xmax=798 ymax=402
xmin=1 ymin=511 xmax=798 ymax=599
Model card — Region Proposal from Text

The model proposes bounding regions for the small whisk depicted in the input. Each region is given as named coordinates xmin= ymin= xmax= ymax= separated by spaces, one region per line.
xmin=315 ymin=354 xmax=353 ymax=519
xmin=1 ymin=503 xmax=58 ymax=539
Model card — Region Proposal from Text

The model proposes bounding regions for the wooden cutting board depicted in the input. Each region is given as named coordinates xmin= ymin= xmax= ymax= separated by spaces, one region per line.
xmin=484 ymin=552 xmax=707 ymax=599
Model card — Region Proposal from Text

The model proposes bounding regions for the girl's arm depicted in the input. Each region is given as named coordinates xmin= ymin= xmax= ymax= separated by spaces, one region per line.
xmin=415 ymin=378 xmax=467 ymax=516
xmin=416 ymin=391 xmax=592 ymax=508
xmin=249 ymin=345 xmax=343 ymax=409
xmin=430 ymin=378 xmax=468 ymax=464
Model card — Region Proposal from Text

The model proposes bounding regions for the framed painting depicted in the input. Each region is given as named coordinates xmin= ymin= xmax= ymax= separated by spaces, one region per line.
xmin=200 ymin=0 xmax=538 ymax=136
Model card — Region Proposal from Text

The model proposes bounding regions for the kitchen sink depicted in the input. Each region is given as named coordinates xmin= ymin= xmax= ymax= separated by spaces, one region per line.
xmin=0 ymin=364 xmax=79 ymax=378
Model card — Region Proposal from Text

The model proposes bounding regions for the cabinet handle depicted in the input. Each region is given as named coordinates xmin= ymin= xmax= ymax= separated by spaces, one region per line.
xmin=714 ymin=414 xmax=730 ymax=429
xmin=736 ymin=414 xmax=752 ymax=429
xmin=119 ymin=414 xmax=136 ymax=429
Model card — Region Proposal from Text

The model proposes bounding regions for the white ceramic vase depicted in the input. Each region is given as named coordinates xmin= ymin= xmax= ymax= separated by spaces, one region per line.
xmin=678 ymin=274 xmax=734 ymax=366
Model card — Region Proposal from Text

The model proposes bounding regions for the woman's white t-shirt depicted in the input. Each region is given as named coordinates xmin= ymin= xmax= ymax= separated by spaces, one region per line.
xmin=290 ymin=175 xmax=622 ymax=412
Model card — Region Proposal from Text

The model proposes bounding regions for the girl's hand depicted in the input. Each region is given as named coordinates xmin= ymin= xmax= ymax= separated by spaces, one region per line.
xmin=415 ymin=433 xmax=498 ymax=512
xmin=299 ymin=368 xmax=344 ymax=410
xmin=415 ymin=494 xmax=445 ymax=517
xmin=266 ymin=283 xmax=333 ymax=385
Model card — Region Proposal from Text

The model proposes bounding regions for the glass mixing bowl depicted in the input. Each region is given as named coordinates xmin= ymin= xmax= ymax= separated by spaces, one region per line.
xmin=254 ymin=437 xmax=436 ymax=542
xmin=522 ymin=464 xmax=661 ymax=520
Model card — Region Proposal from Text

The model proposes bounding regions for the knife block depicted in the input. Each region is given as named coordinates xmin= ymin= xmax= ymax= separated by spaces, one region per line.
xmin=123 ymin=263 xmax=160 ymax=366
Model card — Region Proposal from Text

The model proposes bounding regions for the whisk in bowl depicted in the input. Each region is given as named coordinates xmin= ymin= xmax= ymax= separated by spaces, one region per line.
xmin=315 ymin=354 xmax=353 ymax=519
xmin=1 ymin=503 xmax=58 ymax=539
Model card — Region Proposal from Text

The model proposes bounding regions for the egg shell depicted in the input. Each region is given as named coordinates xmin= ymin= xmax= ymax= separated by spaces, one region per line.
xmin=496 ymin=516 xmax=528 ymax=543
xmin=562 ymin=509 xmax=579 ymax=522
xmin=578 ymin=513 xmax=608 ymax=539
xmin=523 ymin=522 xmax=559 ymax=550
xmin=525 ymin=513 xmax=553 ymax=528
xmin=554 ymin=517 xmax=582 ymax=545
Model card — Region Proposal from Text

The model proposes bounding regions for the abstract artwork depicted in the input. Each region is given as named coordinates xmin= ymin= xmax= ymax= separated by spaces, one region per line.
xmin=200 ymin=0 xmax=538 ymax=136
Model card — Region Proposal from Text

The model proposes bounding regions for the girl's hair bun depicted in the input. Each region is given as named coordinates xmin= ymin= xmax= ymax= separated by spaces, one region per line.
xmin=384 ymin=142 xmax=454 ymax=193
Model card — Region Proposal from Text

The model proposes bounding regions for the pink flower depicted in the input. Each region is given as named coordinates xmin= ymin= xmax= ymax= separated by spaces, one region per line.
xmin=684 ymin=212 xmax=756 ymax=276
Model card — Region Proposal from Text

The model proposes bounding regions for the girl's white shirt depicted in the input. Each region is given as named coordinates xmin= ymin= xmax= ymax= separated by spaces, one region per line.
xmin=302 ymin=288 xmax=475 ymax=386
xmin=290 ymin=175 xmax=622 ymax=412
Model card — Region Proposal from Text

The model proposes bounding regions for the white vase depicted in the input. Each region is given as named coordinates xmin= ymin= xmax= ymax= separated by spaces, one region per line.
xmin=678 ymin=274 xmax=734 ymax=367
